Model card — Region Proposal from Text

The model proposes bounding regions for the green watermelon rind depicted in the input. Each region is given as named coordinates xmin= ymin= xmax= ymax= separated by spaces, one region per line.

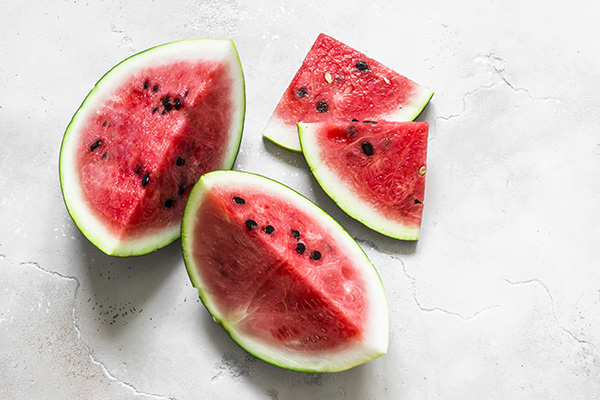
xmin=181 ymin=170 xmax=389 ymax=373
xmin=59 ymin=39 xmax=246 ymax=257
xmin=298 ymin=122 xmax=423 ymax=241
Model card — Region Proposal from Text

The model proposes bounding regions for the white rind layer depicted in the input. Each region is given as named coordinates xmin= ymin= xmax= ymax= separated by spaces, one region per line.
xmin=298 ymin=122 xmax=422 ymax=240
xmin=263 ymin=84 xmax=433 ymax=153
xmin=59 ymin=39 xmax=245 ymax=256
xmin=181 ymin=170 xmax=389 ymax=372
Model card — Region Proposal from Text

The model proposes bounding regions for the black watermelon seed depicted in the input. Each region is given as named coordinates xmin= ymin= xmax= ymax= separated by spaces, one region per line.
xmin=144 ymin=81 xmax=149 ymax=90
xmin=153 ymin=85 xmax=158 ymax=92
xmin=291 ymin=229 xmax=300 ymax=239
xmin=361 ymin=141 xmax=374 ymax=156
xmin=102 ymin=152 xmax=107 ymax=160
xmin=233 ymin=196 xmax=245 ymax=205
xmin=296 ymin=243 xmax=306 ymax=254
xmin=264 ymin=225 xmax=274 ymax=234
xmin=162 ymin=97 xmax=172 ymax=111
xmin=176 ymin=157 xmax=185 ymax=166
xmin=414 ymin=199 xmax=422 ymax=204
xmin=179 ymin=185 xmax=186 ymax=195
xmin=164 ymin=199 xmax=174 ymax=208
xmin=184 ymin=90 xmax=189 ymax=97
xmin=245 ymin=219 xmax=257 ymax=231
xmin=316 ymin=101 xmax=329 ymax=113
xmin=363 ymin=120 xmax=377 ymax=124
xmin=356 ymin=61 xmax=369 ymax=71
xmin=136 ymin=166 xmax=142 ymax=175
xmin=174 ymin=98 xmax=182 ymax=110
xmin=152 ymin=107 xmax=159 ymax=114
xmin=351 ymin=118 xmax=359 ymax=122
xmin=297 ymin=87 xmax=307 ymax=97
xmin=311 ymin=251 xmax=322 ymax=260
xmin=90 ymin=140 xmax=102 ymax=152
xmin=102 ymin=120 xmax=108 ymax=127
xmin=142 ymin=173 xmax=150 ymax=187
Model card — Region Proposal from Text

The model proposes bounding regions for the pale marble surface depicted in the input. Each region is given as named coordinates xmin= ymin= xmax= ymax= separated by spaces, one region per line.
xmin=2 ymin=1 xmax=600 ymax=399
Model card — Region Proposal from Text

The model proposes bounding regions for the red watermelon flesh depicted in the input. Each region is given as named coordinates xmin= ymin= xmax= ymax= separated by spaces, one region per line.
xmin=77 ymin=61 xmax=233 ymax=240
xmin=191 ymin=185 xmax=366 ymax=352
xmin=298 ymin=121 xmax=429 ymax=240
xmin=262 ymin=33 xmax=433 ymax=152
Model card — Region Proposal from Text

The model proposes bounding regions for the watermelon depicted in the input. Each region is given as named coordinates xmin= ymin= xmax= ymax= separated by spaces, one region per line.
xmin=298 ymin=121 xmax=429 ymax=240
xmin=262 ymin=33 xmax=433 ymax=152
xmin=59 ymin=39 xmax=245 ymax=256
xmin=181 ymin=170 xmax=388 ymax=372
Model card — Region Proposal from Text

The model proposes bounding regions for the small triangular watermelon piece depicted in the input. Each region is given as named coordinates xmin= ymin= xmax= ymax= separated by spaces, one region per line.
xmin=298 ymin=121 xmax=429 ymax=240
xmin=263 ymin=33 xmax=433 ymax=152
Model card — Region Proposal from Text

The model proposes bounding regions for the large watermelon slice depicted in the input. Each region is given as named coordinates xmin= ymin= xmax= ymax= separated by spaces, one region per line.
xmin=59 ymin=39 xmax=245 ymax=256
xmin=181 ymin=170 xmax=388 ymax=372
xmin=262 ymin=33 xmax=433 ymax=152
xmin=298 ymin=121 xmax=429 ymax=240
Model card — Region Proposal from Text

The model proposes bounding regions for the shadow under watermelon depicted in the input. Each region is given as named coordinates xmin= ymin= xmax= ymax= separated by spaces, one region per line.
xmin=199 ymin=305 xmax=378 ymax=399
xmin=74 ymin=233 xmax=184 ymax=338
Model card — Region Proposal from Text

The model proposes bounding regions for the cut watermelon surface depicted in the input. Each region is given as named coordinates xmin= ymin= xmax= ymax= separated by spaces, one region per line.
xmin=59 ymin=39 xmax=245 ymax=256
xmin=181 ymin=171 xmax=388 ymax=372
xmin=262 ymin=33 xmax=433 ymax=152
xmin=299 ymin=121 xmax=429 ymax=240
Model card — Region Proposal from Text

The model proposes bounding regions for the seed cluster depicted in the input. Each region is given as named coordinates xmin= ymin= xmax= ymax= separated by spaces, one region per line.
xmin=143 ymin=80 xmax=185 ymax=115
xmin=233 ymin=196 xmax=323 ymax=262
xmin=293 ymin=59 xmax=376 ymax=116
xmin=87 ymin=81 xmax=193 ymax=214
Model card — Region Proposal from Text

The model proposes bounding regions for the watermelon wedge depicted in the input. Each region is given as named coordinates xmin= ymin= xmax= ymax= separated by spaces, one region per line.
xmin=59 ymin=39 xmax=245 ymax=256
xmin=181 ymin=170 xmax=388 ymax=372
xmin=262 ymin=33 xmax=433 ymax=152
xmin=298 ymin=121 xmax=429 ymax=240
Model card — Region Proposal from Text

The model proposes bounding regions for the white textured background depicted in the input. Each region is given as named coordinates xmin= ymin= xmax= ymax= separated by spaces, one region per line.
xmin=2 ymin=1 xmax=599 ymax=399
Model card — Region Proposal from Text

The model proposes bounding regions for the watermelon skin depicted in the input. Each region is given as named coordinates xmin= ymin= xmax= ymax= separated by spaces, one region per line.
xmin=262 ymin=33 xmax=433 ymax=152
xmin=59 ymin=39 xmax=245 ymax=256
xmin=298 ymin=121 xmax=429 ymax=240
xmin=181 ymin=170 xmax=388 ymax=372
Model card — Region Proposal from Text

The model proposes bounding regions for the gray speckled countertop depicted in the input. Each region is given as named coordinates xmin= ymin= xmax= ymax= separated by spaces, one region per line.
xmin=2 ymin=1 xmax=600 ymax=399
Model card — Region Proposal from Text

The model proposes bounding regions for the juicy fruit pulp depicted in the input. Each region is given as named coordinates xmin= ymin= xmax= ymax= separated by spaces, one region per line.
xmin=60 ymin=39 xmax=245 ymax=256
xmin=299 ymin=121 xmax=429 ymax=240
xmin=262 ymin=33 xmax=433 ymax=152
xmin=182 ymin=171 xmax=388 ymax=372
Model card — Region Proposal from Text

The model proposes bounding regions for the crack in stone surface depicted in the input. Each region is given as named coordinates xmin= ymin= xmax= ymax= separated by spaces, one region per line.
xmin=19 ymin=261 xmax=177 ymax=400
xmin=435 ymin=83 xmax=497 ymax=122
xmin=437 ymin=52 xmax=561 ymax=124
xmin=72 ymin=316 xmax=178 ymax=400
xmin=377 ymin=253 xmax=502 ymax=321
xmin=476 ymin=52 xmax=561 ymax=102
xmin=110 ymin=24 xmax=135 ymax=53
xmin=502 ymin=278 xmax=599 ymax=354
